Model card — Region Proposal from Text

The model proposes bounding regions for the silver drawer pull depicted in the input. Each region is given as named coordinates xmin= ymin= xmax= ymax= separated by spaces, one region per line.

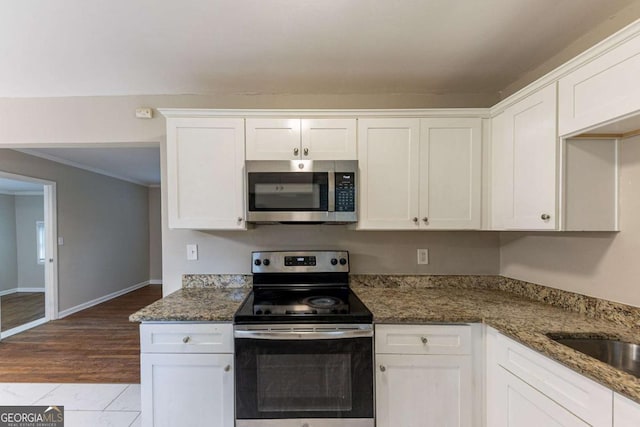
xmin=379 ymin=365 xmax=386 ymax=372
xmin=182 ymin=336 xmax=191 ymax=343
xmin=421 ymin=336 xmax=428 ymax=344
xmin=541 ymin=213 xmax=551 ymax=220
xmin=224 ymin=365 xmax=231 ymax=372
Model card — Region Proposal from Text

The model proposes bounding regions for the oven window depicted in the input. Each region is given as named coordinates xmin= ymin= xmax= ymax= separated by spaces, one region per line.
xmin=235 ymin=337 xmax=373 ymax=420
xmin=256 ymin=354 xmax=352 ymax=412
xmin=248 ymin=172 xmax=328 ymax=211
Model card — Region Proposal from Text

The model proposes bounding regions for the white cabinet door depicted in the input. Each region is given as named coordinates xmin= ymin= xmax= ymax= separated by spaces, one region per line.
xmin=246 ymin=118 xmax=301 ymax=160
xmin=558 ymin=32 xmax=640 ymax=136
xmin=376 ymin=353 xmax=472 ymax=427
xmin=614 ymin=393 xmax=640 ymax=427
xmin=301 ymin=118 xmax=356 ymax=160
xmin=166 ymin=118 xmax=246 ymax=230
xmin=141 ymin=353 xmax=234 ymax=427
xmin=357 ymin=118 xmax=420 ymax=229
xmin=491 ymin=84 xmax=557 ymax=230
xmin=491 ymin=367 xmax=590 ymax=427
xmin=246 ymin=118 xmax=356 ymax=160
xmin=419 ymin=118 xmax=482 ymax=229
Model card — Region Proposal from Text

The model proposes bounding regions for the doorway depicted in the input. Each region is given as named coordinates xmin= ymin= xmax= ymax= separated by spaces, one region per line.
xmin=0 ymin=171 xmax=57 ymax=338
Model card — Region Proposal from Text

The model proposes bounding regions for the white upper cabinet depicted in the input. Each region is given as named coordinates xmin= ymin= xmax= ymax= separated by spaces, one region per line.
xmin=491 ymin=84 xmax=558 ymax=230
xmin=419 ymin=118 xmax=482 ymax=229
xmin=246 ymin=118 xmax=356 ymax=160
xmin=166 ymin=117 xmax=246 ymax=230
xmin=358 ymin=117 xmax=481 ymax=230
xmin=558 ymin=31 xmax=640 ymax=137
xmin=357 ymin=118 xmax=420 ymax=230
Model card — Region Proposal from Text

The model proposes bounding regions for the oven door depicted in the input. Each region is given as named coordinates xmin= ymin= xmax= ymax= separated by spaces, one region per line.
xmin=234 ymin=325 xmax=374 ymax=427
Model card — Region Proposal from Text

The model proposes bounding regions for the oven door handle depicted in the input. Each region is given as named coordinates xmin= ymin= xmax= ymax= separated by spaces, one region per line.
xmin=234 ymin=329 xmax=373 ymax=340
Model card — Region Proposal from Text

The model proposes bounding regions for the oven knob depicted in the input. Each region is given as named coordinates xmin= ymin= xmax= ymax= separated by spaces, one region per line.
xmin=340 ymin=309 xmax=348 ymax=314
xmin=256 ymin=310 xmax=263 ymax=315
xmin=339 ymin=258 xmax=347 ymax=265
xmin=330 ymin=258 xmax=338 ymax=265
xmin=263 ymin=259 xmax=270 ymax=266
xmin=264 ymin=309 xmax=272 ymax=315
xmin=254 ymin=259 xmax=262 ymax=266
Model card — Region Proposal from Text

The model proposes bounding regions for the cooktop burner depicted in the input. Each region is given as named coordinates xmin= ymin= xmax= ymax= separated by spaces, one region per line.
xmin=252 ymin=288 xmax=349 ymax=315
xmin=233 ymin=250 xmax=373 ymax=324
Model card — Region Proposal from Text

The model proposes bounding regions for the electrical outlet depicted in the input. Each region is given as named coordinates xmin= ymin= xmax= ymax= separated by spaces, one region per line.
xmin=417 ymin=248 xmax=429 ymax=265
xmin=135 ymin=107 xmax=153 ymax=119
xmin=186 ymin=244 xmax=198 ymax=261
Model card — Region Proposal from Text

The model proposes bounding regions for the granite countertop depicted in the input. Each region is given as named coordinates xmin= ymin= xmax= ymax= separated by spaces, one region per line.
xmin=129 ymin=277 xmax=640 ymax=403
xmin=352 ymin=285 xmax=640 ymax=403
xmin=129 ymin=287 xmax=249 ymax=322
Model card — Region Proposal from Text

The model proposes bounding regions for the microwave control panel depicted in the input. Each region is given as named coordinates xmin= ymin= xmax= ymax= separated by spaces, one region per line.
xmin=335 ymin=172 xmax=355 ymax=212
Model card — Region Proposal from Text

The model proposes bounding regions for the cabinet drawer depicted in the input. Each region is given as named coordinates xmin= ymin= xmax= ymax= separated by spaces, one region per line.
xmin=141 ymin=323 xmax=233 ymax=354
xmin=495 ymin=332 xmax=612 ymax=426
xmin=375 ymin=324 xmax=471 ymax=355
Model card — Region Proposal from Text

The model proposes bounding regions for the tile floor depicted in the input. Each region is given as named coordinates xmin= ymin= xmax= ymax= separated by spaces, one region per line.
xmin=0 ymin=383 xmax=141 ymax=426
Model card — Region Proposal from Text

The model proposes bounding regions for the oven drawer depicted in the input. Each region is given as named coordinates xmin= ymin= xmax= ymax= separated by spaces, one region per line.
xmin=375 ymin=324 xmax=472 ymax=355
xmin=140 ymin=323 xmax=233 ymax=353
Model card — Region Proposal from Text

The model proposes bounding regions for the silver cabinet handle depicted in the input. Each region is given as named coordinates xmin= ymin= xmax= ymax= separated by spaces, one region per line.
xmin=182 ymin=336 xmax=191 ymax=343
xmin=237 ymin=217 xmax=243 ymax=223
xmin=294 ymin=147 xmax=299 ymax=155
xmin=224 ymin=365 xmax=231 ymax=372
xmin=421 ymin=336 xmax=428 ymax=344
xmin=412 ymin=217 xmax=418 ymax=223
xmin=422 ymin=217 xmax=428 ymax=223
xmin=541 ymin=213 xmax=551 ymax=220
xmin=303 ymin=147 xmax=309 ymax=156
xmin=379 ymin=365 xmax=386 ymax=372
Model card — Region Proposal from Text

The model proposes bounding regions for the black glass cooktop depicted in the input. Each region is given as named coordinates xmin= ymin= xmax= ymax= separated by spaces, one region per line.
xmin=233 ymin=287 xmax=373 ymax=324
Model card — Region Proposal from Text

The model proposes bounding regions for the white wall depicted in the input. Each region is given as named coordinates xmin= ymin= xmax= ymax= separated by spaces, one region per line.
xmin=0 ymin=92 xmax=497 ymax=147
xmin=14 ymin=195 xmax=45 ymax=289
xmin=500 ymin=135 xmax=640 ymax=307
xmin=0 ymin=194 xmax=18 ymax=292
xmin=162 ymin=226 xmax=500 ymax=295
xmin=149 ymin=187 xmax=162 ymax=282
xmin=0 ymin=149 xmax=151 ymax=312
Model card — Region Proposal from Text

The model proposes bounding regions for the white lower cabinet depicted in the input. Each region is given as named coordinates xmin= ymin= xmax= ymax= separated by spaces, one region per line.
xmin=614 ymin=393 xmax=640 ymax=427
xmin=486 ymin=327 xmax=613 ymax=427
xmin=375 ymin=324 xmax=475 ymax=427
xmin=492 ymin=366 xmax=589 ymax=427
xmin=140 ymin=323 xmax=234 ymax=427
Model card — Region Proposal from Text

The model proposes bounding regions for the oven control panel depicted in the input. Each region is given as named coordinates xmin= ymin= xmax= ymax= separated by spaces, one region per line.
xmin=284 ymin=255 xmax=316 ymax=266
xmin=252 ymin=250 xmax=349 ymax=273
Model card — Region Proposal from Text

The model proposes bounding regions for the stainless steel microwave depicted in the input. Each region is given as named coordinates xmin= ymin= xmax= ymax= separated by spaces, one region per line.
xmin=246 ymin=160 xmax=357 ymax=223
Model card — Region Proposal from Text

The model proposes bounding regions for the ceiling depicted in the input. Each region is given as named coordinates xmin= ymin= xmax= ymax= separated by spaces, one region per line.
xmin=0 ymin=177 xmax=43 ymax=194
xmin=16 ymin=147 xmax=161 ymax=187
xmin=0 ymin=0 xmax=638 ymax=99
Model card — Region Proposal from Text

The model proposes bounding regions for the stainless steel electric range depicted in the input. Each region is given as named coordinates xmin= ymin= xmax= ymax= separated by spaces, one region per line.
xmin=234 ymin=250 xmax=374 ymax=427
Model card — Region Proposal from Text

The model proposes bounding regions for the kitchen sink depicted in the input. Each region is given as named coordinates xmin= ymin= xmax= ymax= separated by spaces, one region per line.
xmin=549 ymin=336 xmax=640 ymax=378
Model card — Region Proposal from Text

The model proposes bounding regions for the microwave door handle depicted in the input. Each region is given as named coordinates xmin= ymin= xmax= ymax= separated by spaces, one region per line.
xmin=328 ymin=171 xmax=335 ymax=212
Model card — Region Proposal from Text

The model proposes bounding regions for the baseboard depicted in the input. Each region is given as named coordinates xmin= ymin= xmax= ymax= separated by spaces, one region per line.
xmin=58 ymin=280 xmax=152 ymax=319
xmin=149 ymin=279 xmax=163 ymax=285
xmin=17 ymin=287 xmax=45 ymax=293
xmin=1 ymin=317 xmax=48 ymax=339
xmin=0 ymin=287 xmax=46 ymax=296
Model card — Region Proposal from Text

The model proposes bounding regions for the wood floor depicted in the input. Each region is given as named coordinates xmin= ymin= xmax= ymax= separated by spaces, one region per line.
xmin=0 ymin=285 xmax=162 ymax=383
xmin=1 ymin=292 xmax=46 ymax=332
